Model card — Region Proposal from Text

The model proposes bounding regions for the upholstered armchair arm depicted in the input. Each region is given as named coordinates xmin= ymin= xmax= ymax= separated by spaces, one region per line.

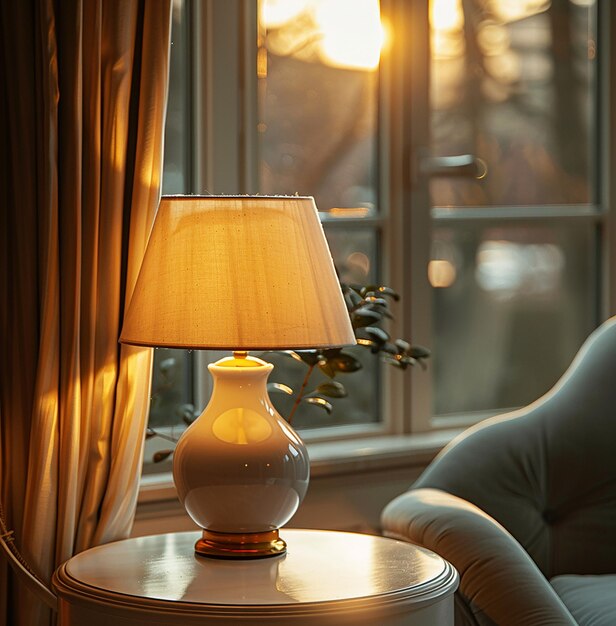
xmin=381 ymin=488 xmax=576 ymax=626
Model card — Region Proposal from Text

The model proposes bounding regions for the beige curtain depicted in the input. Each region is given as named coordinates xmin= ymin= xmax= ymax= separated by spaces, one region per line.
xmin=0 ymin=1 xmax=172 ymax=624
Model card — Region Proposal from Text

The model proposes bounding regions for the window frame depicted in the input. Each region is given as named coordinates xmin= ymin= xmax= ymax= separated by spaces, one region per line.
xmin=172 ymin=0 xmax=615 ymax=444
xmin=405 ymin=0 xmax=615 ymax=431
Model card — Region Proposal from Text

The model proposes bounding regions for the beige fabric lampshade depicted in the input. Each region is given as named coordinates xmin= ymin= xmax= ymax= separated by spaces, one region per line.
xmin=120 ymin=196 xmax=356 ymax=350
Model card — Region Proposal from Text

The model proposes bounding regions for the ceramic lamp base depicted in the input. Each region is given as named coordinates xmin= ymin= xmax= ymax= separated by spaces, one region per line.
xmin=195 ymin=529 xmax=286 ymax=559
xmin=173 ymin=354 xmax=310 ymax=561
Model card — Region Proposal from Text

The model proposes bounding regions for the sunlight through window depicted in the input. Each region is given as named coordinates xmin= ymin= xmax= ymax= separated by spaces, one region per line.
xmin=260 ymin=0 xmax=385 ymax=71
xmin=315 ymin=0 xmax=384 ymax=70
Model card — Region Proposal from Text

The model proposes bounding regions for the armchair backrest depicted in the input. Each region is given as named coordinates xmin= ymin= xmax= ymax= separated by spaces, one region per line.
xmin=415 ymin=317 xmax=616 ymax=578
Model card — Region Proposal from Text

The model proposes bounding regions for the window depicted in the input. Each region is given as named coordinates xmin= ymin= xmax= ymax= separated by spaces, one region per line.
xmin=145 ymin=0 xmax=613 ymax=471
xmin=426 ymin=0 xmax=600 ymax=422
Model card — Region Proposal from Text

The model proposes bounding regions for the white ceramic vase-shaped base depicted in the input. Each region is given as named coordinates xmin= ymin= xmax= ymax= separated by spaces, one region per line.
xmin=173 ymin=354 xmax=310 ymax=558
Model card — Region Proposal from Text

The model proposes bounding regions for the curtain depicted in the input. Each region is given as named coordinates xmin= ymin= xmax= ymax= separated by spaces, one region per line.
xmin=0 ymin=0 xmax=172 ymax=624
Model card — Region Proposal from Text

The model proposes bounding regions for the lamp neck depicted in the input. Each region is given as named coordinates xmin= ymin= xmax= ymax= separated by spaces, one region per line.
xmin=216 ymin=352 xmax=264 ymax=369
xmin=206 ymin=354 xmax=275 ymax=410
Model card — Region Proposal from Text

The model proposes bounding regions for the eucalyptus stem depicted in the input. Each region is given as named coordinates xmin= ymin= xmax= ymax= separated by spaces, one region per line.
xmin=287 ymin=363 xmax=316 ymax=425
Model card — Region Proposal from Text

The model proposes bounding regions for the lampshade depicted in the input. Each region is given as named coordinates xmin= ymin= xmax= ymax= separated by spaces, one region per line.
xmin=120 ymin=195 xmax=355 ymax=350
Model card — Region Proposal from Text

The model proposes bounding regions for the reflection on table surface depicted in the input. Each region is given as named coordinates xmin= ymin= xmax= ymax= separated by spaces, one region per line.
xmin=66 ymin=529 xmax=448 ymax=605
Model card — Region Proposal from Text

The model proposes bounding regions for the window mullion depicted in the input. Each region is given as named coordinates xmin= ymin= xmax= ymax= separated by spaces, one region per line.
xmin=385 ymin=0 xmax=433 ymax=435
xmin=600 ymin=0 xmax=616 ymax=318
xmin=432 ymin=206 xmax=605 ymax=223
xmin=194 ymin=0 xmax=244 ymax=193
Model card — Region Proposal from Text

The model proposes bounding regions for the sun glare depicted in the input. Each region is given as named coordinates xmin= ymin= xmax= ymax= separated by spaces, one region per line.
xmin=260 ymin=0 xmax=309 ymax=29
xmin=491 ymin=0 xmax=551 ymax=23
xmin=430 ymin=0 xmax=465 ymax=60
xmin=260 ymin=0 xmax=385 ymax=72
xmin=315 ymin=0 xmax=384 ymax=71
xmin=430 ymin=0 xmax=464 ymax=32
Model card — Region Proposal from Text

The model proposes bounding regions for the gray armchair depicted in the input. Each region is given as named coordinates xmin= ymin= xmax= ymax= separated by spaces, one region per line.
xmin=381 ymin=318 xmax=616 ymax=625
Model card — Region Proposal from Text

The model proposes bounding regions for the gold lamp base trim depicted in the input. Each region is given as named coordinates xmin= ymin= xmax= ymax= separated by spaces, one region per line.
xmin=195 ymin=529 xmax=287 ymax=559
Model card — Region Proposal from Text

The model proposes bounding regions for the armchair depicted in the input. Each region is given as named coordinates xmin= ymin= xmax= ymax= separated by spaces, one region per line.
xmin=382 ymin=318 xmax=616 ymax=625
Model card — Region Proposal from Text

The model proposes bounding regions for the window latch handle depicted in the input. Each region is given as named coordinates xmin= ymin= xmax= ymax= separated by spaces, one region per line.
xmin=420 ymin=154 xmax=487 ymax=179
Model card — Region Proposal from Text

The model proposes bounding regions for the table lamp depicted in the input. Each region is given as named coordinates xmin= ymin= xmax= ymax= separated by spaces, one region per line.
xmin=120 ymin=196 xmax=355 ymax=559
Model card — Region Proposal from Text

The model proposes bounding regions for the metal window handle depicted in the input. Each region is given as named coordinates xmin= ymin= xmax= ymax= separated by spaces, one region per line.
xmin=420 ymin=154 xmax=487 ymax=179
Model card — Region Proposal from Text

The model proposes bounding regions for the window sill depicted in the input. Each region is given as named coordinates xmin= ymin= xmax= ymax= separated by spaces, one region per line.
xmin=138 ymin=428 xmax=463 ymax=505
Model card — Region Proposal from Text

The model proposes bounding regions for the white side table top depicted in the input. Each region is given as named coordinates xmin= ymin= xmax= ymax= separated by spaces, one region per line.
xmin=54 ymin=529 xmax=458 ymax=624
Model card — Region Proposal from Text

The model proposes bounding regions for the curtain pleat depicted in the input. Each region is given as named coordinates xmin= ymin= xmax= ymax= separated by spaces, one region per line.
xmin=0 ymin=0 xmax=40 ymax=545
xmin=0 ymin=1 xmax=172 ymax=624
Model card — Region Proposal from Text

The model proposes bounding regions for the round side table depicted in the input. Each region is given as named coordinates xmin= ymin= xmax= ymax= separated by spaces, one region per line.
xmin=53 ymin=529 xmax=458 ymax=626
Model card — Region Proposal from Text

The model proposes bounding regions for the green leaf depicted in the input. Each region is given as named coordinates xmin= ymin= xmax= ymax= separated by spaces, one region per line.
xmin=394 ymin=339 xmax=411 ymax=353
xmin=364 ymin=296 xmax=388 ymax=307
xmin=266 ymin=350 xmax=304 ymax=362
xmin=351 ymin=307 xmax=382 ymax=327
xmin=175 ymin=404 xmax=199 ymax=426
xmin=357 ymin=326 xmax=390 ymax=345
xmin=409 ymin=345 xmax=431 ymax=359
xmin=353 ymin=305 xmax=383 ymax=318
xmin=296 ymin=350 xmax=321 ymax=366
xmin=321 ymin=348 xmax=342 ymax=360
xmin=383 ymin=354 xmax=418 ymax=370
xmin=356 ymin=338 xmax=377 ymax=348
xmin=267 ymin=382 xmax=294 ymax=395
xmin=159 ymin=357 xmax=177 ymax=373
xmin=383 ymin=356 xmax=402 ymax=367
xmin=359 ymin=285 xmax=377 ymax=297
xmin=318 ymin=360 xmax=336 ymax=378
xmin=314 ymin=381 xmax=347 ymax=398
xmin=153 ymin=450 xmax=174 ymax=463
xmin=344 ymin=288 xmax=364 ymax=309
xmin=376 ymin=286 xmax=400 ymax=300
xmin=304 ymin=397 xmax=333 ymax=414
xmin=329 ymin=353 xmax=362 ymax=373
xmin=175 ymin=403 xmax=196 ymax=425
xmin=380 ymin=342 xmax=399 ymax=355
xmin=359 ymin=285 xmax=399 ymax=300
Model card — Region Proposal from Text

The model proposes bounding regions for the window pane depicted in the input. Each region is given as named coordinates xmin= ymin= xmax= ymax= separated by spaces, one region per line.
xmin=162 ymin=0 xmax=189 ymax=195
xmin=431 ymin=223 xmax=596 ymax=415
xmin=430 ymin=0 xmax=597 ymax=207
xmin=149 ymin=348 xmax=193 ymax=429
xmin=258 ymin=0 xmax=381 ymax=214
xmin=145 ymin=347 xmax=193 ymax=474
xmin=325 ymin=227 xmax=378 ymax=285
